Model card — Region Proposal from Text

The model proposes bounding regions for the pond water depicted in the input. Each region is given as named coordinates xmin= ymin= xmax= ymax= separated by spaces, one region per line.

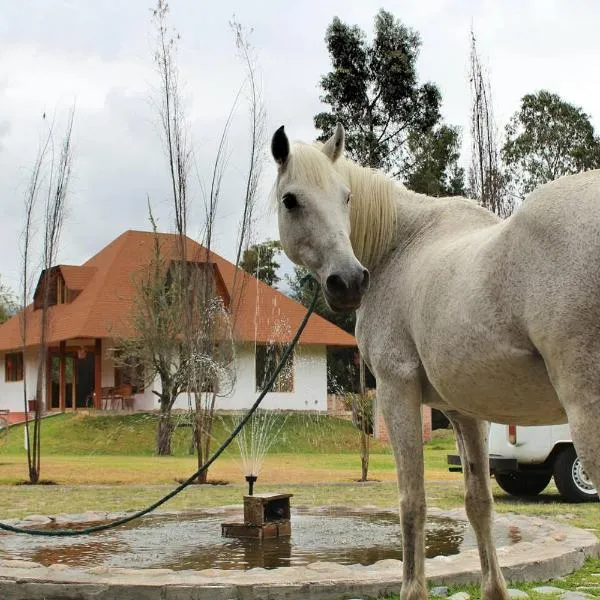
xmin=0 ymin=509 xmax=524 ymax=571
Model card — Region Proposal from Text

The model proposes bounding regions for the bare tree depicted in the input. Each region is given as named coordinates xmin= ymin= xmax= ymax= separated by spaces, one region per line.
xmin=20 ymin=126 xmax=49 ymax=484
xmin=152 ymin=1 xmax=239 ymax=463
xmin=188 ymin=18 xmax=268 ymax=483
xmin=468 ymin=29 xmax=514 ymax=218
xmin=186 ymin=292 xmax=236 ymax=482
xmin=115 ymin=211 xmax=183 ymax=456
xmin=116 ymin=3 xmax=264 ymax=468
xmin=186 ymin=97 xmax=241 ymax=479
xmin=230 ymin=18 xmax=267 ymax=310
xmin=20 ymin=111 xmax=74 ymax=483
xmin=114 ymin=209 xmax=236 ymax=458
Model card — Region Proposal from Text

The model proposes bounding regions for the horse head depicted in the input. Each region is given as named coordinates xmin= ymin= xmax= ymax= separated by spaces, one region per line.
xmin=271 ymin=124 xmax=369 ymax=311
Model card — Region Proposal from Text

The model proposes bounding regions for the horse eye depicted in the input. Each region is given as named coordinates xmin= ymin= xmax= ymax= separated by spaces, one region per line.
xmin=282 ymin=193 xmax=298 ymax=210
xmin=346 ymin=193 xmax=352 ymax=204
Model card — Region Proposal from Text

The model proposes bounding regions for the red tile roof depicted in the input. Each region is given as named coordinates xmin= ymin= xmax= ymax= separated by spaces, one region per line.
xmin=0 ymin=230 xmax=356 ymax=351
xmin=59 ymin=266 xmax=97 ymax=290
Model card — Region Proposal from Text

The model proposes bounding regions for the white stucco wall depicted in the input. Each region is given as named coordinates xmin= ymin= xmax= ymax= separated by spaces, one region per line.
xmin=213 ymin=343 xmax=327 ymax=411
xmin=135 ymin=343 xmax=328 ymax=412
xmin=0 ymin=348 xmax=42 ymax=413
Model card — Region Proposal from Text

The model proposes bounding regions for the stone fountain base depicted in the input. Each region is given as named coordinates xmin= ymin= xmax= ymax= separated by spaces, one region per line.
xmin=221 ymin=492 xmax=293 ymax=539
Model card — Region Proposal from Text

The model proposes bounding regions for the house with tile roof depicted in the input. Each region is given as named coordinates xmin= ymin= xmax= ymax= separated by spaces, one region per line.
xmin=0 ymin=230 xmax=357 ymax=419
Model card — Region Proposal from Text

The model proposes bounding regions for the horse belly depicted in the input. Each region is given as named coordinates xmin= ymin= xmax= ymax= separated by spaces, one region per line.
xmin=429 ymin=353 xmax=566 ymax=426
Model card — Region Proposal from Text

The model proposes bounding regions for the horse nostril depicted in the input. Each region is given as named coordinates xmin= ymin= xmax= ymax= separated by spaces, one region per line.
xmin=361 ymin=269 xmax=370 ymax=292
xmin=326 ymin=274 xmax=347 ymax=295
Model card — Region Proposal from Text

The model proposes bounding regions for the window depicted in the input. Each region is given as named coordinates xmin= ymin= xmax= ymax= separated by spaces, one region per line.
xmin=34 ymin=268 xmax=70 ymax=309
xmin=255 ymin=345 xmax=294 ymax=393
xmin=5 ymin=352 xmax=24 ymax=382
xmin=57 ymin=275 xmax=69 ymax=304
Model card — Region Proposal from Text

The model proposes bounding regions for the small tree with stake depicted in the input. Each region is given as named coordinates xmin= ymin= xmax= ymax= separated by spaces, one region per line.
xmin=345 ymin=357 xmax=373 ymax=482
xmin=19 ymin=110 xmax=74 ymax=483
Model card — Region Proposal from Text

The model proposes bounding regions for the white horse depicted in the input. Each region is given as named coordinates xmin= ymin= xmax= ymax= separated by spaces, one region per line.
xmin=270 ymin=123 xmax=600 ymax=600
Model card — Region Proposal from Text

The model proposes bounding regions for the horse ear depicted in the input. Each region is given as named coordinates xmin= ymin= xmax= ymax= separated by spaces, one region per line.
xmin=322 ymin=123 xmax=345 ymax=162
xmin=271 ymin=125 xmax=290 ymax=166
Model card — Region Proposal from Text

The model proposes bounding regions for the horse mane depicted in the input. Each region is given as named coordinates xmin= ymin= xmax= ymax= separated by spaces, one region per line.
xmin=286 ymin=142 xmax=398 ymax=269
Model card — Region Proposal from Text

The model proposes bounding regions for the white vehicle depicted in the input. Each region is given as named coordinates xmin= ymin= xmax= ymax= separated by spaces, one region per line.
xmin=448 ymin=423 xmax=598 ymax=503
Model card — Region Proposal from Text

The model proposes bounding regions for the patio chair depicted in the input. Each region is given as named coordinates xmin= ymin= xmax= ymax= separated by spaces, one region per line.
xmin=100 ymin=387 xmax=115 ymax=410
xmin=112 ymin=384 xmax=133 ymax=411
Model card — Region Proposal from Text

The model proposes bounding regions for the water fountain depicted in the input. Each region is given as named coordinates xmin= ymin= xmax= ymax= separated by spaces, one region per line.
xmin=220 ymin=491 xmax=293 ymax=540
xmin=220 ymin=408 xmax=293 ymax=540
xmin=1 ymin=506 xmax=597 ymax=600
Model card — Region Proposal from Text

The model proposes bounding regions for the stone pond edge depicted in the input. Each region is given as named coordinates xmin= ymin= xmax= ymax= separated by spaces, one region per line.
xmin=0 ymin=506 xmax=598 ymax=600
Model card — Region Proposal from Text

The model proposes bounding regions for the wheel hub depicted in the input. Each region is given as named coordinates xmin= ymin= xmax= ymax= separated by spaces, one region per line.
xmin=572 ymin=458 xmax=596 ymax=494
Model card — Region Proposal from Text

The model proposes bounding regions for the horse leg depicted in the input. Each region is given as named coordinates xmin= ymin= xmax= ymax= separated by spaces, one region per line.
xmin=447 ymin=413 xmax=508 ymax=600
xmin=538 ymin=340 xmax=600 ymax=495
xmin=549 ymin=373 xmax=600 ymax=496
xmin=378 ymin=378 xmax=427 ymax=600
xmin=559 ymin=401 xmax=600 ymax=494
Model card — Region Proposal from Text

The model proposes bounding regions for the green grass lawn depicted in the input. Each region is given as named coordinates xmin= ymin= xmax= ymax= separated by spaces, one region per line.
xmin=0 ymin=413 xmax=458 ymax=485
xmin=0 ymin=411 xmax=393 ymax=456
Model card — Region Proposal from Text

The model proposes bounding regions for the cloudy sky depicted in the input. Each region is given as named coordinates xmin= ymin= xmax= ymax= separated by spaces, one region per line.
xmin=2 ymin=0 xmax=600 ymax=293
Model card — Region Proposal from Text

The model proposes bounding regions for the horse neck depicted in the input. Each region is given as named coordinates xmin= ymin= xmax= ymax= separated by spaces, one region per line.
xmin=339 ymin=160 xmax=434 ymax=271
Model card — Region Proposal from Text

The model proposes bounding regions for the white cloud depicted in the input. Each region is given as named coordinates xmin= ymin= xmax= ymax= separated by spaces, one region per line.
xmin=3 ymin=0 xmax=600 ymax=293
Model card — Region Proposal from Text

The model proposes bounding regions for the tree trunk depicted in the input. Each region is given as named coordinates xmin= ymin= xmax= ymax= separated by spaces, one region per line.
xmin=360 ymin=428 xmax=370 ymax=482
xmin=192 ymin=392 xmax=216 ymax=484
xmin=359 ymin=356 xmax=369 ymax=482
xmin=194 ymin=413 xmax=208 ymax=484
xmin=201 ymin=395 xmax=216 ymax=473
xmin=27 ymin=358 xmax=46 ymax=484
xmin=156 ymin=403 xmax=173 ymax=456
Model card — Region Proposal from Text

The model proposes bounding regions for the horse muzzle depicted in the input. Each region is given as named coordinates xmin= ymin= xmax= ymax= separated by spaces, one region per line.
xmin=323 ymin=268 xmax=370 ymax=312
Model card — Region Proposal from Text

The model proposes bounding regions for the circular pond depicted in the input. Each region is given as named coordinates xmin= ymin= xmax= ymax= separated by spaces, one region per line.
xmin=0 ymin=506 xmax=525 ymax=571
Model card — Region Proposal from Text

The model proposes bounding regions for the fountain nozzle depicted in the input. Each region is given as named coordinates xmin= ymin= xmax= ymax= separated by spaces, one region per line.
xmin=245 ymin=474 xmax=258 ymax=496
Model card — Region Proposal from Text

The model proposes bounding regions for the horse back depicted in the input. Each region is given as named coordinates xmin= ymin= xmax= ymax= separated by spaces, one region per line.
xmin=361 ymin=175 xmax=600 ymax=424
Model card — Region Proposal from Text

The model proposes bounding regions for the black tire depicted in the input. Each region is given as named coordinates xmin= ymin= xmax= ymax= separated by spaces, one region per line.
xmin=495 ymin=471 xmax=552 ymax=497
xmin=553 ymin=446 xmax=598 ymax=503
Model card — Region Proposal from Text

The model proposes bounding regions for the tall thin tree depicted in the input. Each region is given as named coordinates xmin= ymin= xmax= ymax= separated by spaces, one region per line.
xmin=20 ymin=125 xmax=50 ymax=483
xmin=21 ymin=110 xmax=74 ymax=483
xmin=468 ymin=29 xmax=513 ymax=217
xmin=230 ymin=18 xmax=267 ymax=313
xmin=120 ymin=2 xmax=264 ymax=466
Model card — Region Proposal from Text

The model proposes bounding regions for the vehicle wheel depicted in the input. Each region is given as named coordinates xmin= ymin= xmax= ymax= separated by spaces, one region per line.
xmin=495 ymin=471 xmax=552 ymax=496
xmin=553 ymin=446 xmax=598 ymax=503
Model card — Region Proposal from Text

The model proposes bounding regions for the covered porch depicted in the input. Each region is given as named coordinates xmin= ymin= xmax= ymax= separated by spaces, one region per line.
xmin=47 ymin=338 xmax=137 ymax=412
